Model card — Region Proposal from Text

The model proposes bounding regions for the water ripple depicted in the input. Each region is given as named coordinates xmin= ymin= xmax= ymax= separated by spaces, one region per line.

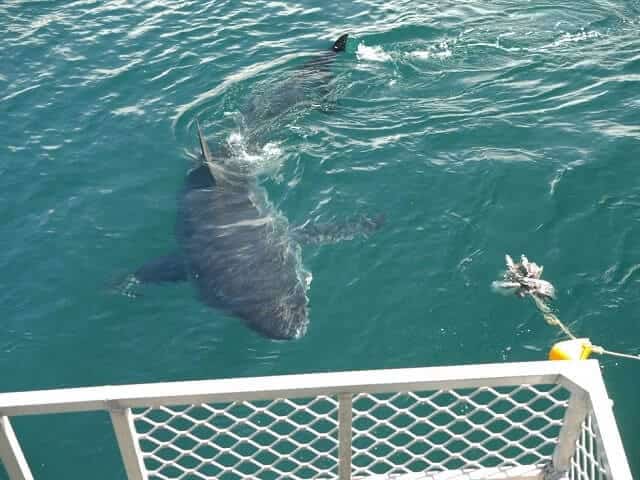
xmin=2 ymin=0 xmax=640 ymax=475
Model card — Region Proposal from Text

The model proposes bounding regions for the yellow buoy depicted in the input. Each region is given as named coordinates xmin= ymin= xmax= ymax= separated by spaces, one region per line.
xmin=549 ymin=338 xmax=593 ymax=361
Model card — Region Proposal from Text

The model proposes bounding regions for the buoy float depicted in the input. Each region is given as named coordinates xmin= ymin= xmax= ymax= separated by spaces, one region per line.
xmin=549 ymin=338 xmax=593 ymax=361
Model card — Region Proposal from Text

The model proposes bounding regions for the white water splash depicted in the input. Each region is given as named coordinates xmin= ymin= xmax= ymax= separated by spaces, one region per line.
xmin=356 ymin=43 xmax=392 ymax=62
xmin=551 ymin=29 xmax=601 ymax=47
xmin=226 ymin=131 xmax=284 ymax=176
xmin=409 ymin=39 xmax=455 ymax=61
xmin=112 ymin=105 xmax=145 ymax=116
xmin=409 ymin=50 xmax=433 ymax=60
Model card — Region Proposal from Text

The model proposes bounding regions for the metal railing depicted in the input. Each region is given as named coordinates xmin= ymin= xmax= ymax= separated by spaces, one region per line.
xmin=0 ymin=360 xmax=632 ymax=479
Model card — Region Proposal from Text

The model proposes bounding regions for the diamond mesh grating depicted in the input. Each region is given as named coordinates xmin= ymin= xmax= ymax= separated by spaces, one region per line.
xmin=570 ymin=414 xmax=609 ymax=480
xmin=351 ymin=384 xmax=569 ymax=476
xmin=132 ymin=396 xmax=338 ymax=479
xmin=129 ymin=383 xmax=574 ymax=479
xmin=0 ymin=362 xmax=627 ymax=480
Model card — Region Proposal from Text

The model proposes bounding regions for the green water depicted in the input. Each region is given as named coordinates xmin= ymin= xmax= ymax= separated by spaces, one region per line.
xmin=1 ymin=0 xmax=639 ymax=477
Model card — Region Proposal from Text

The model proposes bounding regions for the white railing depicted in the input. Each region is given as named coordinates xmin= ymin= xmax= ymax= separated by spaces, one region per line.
xmin=0 ymin=360 xmax=632 ymax=480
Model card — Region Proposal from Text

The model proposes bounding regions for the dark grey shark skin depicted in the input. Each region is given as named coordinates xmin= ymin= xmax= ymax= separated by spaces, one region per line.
xmin=241 ymin=34 xmax=349 ymax=133
xmin=189 ymin=126 xmax=311 ymax=338
xmin=135 ymin=124 xmax=309 ymax=339
xmin=130 ymin=34 xmax=382 ymax=340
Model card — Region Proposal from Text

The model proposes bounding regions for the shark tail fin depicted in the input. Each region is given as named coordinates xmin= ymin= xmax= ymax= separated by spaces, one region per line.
xmin=332 ymin=33 xmax=349 ymax=53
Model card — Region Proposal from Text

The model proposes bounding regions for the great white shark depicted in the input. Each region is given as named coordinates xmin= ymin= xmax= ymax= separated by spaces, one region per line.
xmin=128 ymin=34 xmax=382 ymax=339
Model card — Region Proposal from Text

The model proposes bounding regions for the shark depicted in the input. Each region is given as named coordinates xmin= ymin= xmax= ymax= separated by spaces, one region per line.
xmin=128 ymin=34 xmax=383 ymax=339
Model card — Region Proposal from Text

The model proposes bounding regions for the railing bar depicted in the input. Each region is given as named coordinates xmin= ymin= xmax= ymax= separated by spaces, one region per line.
xmin=588 ymin=416 xmax=595 ymax=480
xmin=551 ymin=389 xmax=589 ymax=472
xmin=0 ymin=360 xmax=631 ymax=479
xmin=0 ymin=417 xmax=33 ymax=480
xmin=110 ymin=407 xmax=147 ymax=480
xmin=584 ymin=371 xmax=633 ymax=479
xmin=0 ymin=361 xmax=588 ymax=416
xmin=338 ymin=393 xmax=352 ymax=480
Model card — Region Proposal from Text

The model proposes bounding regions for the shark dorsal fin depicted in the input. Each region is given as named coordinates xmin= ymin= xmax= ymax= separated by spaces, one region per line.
xmin=195 ymin=120 xmax=233 ymax=185
xmin=196 ymin=120 xmax=214 ymax=164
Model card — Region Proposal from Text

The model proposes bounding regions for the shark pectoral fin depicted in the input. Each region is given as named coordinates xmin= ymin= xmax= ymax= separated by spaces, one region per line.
xmin=134 ymin=251 xmax=188 ymax=283
xmin=293 ymin=213 xmax=385 ymax=245
xmin=116 ymin=252 xmax=187 ymax=298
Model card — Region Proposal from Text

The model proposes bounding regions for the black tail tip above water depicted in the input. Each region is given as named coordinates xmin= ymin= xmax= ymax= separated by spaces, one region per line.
xmin=332 ymin=33 xmax=349 ymax=52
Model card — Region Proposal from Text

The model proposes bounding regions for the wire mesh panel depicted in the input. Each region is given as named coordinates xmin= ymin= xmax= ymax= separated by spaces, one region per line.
xmin=570 ymin=414 xmax=609 ymax=480
xmin=0 ymin=360 xmax=630 ymax=480
xmin=351 ymin=384 xmax=570 ymax=477
xmin=131 ymin=396 xmax=338 ymax=480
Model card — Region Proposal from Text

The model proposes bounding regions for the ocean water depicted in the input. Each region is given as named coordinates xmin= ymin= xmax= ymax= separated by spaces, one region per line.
xmin=1 ymin=0 xmax=639 ymax=477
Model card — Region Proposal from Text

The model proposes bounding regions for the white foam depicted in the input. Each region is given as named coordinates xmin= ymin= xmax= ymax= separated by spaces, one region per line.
xmin=356 ymin=43 xmax=392 ymax=62
xmin=410 ymin=50 xmax=432 ymax=60
xmin=112 ymin=105 xmax=145 ymax=116
xmin=226 ymin=132 xmax=284 ymax=176
xmin=552 ymin=29 xmax=601 ymax=47
xmin=409 ymin=40 xmax=454 ymax=61
xmin=434 ymin=49 xmax=452 ymax=60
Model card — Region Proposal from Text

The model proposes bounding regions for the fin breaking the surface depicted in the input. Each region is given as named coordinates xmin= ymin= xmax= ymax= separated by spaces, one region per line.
xmin=293 ymin=213 xmax=384 ymax=245
xmin=196 ymin=119 xmax=214 ymax=165
xmin=195 ymin=119 xmax=220 ymax=181
xmin=195 ymin=120 xmax=245 ymax=186
xmin=332 ymin=33 xmax=349 ymax=53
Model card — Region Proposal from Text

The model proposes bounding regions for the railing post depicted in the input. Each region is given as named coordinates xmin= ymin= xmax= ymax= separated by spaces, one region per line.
xmin=551 ymin=388 xmax=589 ymax=473
xmin=587 ymin=374 xmax=633 ymax=479
xmin=0 ymin=416 xmax=33 ymax=480
xmin=338 ymin=393 xmax=352 ymax=480
xmin=109 ymin=406 xmax=147 ymax=480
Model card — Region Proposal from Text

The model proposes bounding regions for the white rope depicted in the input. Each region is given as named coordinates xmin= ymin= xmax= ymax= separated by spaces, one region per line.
xmin=530 ymin=291 xmax=640 ymax=362
xmin=598 ymin=348 xmax=640 ymax=362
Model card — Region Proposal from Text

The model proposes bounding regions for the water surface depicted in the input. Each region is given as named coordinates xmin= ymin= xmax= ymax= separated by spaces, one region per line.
xmin=1 ymin=0 xmax=639 ymax=477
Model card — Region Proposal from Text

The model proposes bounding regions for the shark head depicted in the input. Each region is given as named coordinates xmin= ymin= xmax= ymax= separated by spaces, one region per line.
xmin=277 ymin=289 xmax=310 ymax=339
xmin=239 ymin=282 xmax=310 ymax=340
